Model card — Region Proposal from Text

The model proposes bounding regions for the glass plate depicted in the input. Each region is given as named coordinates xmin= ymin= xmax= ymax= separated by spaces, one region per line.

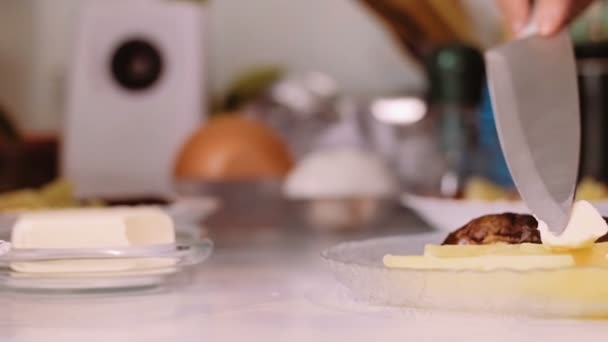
xmin=322 ymin=234 xmax=608 ymax=318
xmin=0 ymin=239 xmax=213 ymax=292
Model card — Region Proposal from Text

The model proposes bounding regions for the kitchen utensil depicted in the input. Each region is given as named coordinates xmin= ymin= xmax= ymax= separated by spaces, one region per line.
xmin=485 ymin=31 xmax=581 ymax=234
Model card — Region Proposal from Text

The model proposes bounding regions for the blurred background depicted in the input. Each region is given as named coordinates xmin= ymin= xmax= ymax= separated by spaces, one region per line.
xmin=1 ymin=0 xmax=608 ymax=239
xmin=0 ymin=0 xmax=498 ymax=132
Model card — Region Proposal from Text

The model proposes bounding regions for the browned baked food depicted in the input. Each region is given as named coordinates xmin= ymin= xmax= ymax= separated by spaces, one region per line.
xmin=443 ymin=213 xmax=608 ymax=245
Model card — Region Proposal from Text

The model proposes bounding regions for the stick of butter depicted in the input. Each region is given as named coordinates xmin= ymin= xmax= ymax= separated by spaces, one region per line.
xmin=10 ymin=207 xmax=175 ymax=273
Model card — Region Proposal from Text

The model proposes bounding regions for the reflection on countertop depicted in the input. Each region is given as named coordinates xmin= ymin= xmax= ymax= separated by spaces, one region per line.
xmin=4 ymin=210 xmax=607 ymax=342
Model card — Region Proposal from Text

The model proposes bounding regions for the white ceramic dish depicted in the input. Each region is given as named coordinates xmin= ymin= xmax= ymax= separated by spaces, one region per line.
xmin=0 ymin=239 xmax=213 ymax=291
xmin=322 ymin=233 xmax=608 ymax=318
xmin=402 ymin=194 xmax=608 ymax=232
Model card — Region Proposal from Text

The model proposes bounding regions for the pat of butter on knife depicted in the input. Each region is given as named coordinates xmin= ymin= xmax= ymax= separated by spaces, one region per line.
xmin=10 ymin=207 xmax=175 ymax=273
xmin=538 ymin=200 xmax=608 ymax=250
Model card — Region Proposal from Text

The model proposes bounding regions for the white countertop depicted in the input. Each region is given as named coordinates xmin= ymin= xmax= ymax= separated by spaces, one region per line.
xmin=1 ymin=217 xmax=608 ymax=342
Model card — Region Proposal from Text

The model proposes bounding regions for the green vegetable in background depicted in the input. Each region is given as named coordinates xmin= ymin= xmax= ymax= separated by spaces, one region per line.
xmin=214 ymin=65 xmax=284 ymax=114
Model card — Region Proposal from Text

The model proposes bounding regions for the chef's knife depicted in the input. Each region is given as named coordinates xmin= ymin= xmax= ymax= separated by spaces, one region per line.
xmin=485 ymin=31 xmax=580 ymax=234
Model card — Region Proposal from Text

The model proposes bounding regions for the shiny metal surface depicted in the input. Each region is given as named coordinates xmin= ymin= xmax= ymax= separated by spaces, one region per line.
xmin=485 ymin=32 xmax=580 ymax=233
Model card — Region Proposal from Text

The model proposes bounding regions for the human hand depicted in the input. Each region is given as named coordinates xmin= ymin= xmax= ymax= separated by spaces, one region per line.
xmin=497 ymin=0 xmax=595 ymax=36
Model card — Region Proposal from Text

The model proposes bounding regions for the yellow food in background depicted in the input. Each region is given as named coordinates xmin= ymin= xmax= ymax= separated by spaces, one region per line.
xmin=38 ymin=179 xmax=77 ymax=208
xmin=462 ymin=177 xmax=608 ymax=201
xmin=0 ymin=190 xmax=48 ymax=211
xmin=0 ymin=179 xmax=103 ymax=212
xmin=576 ymin=178 xmax=608 ymax=201
xmin=462 ymin=177 xmax=515 ymax=201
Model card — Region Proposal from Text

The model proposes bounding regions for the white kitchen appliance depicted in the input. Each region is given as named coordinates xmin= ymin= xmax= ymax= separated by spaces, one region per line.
xmin=63 ymin=0 xmax=205 ymax=199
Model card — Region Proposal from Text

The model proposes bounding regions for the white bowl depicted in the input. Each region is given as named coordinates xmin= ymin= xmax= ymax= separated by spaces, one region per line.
xmin=402 ymin=194 xmax=608 ymax=232
xmin=291 ymin=197 xmax=394 ymax=232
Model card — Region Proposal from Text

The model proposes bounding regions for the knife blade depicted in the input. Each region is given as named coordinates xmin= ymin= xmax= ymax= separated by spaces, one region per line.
xmin=485 ymin=31 xmax=581 ymax=234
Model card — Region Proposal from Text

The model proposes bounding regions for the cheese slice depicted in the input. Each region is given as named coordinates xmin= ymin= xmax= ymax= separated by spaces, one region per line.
xmin=10 ymin=207 xmax=175 ymax=273
xmin=538 ymin=200 xmax=608 ymax=250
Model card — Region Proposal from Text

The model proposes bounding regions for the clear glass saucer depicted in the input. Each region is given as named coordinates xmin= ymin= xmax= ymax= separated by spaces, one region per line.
xmin=322 ymin=234 xmax=608 ymax=318
xmin=0 ymin=239 xmax=213 ymax=292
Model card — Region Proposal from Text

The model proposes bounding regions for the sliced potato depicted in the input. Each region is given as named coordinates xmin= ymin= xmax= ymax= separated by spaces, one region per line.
xmin=383 ymin=254 xmax=575 ymax=271
xmin=420 ymin=243 xmax=608 ymax=268
xmin=423 ymin=243 xmax=550 ymax=258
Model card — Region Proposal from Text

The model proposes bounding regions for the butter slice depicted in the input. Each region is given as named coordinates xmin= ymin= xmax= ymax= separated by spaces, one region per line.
xmin=11 ymin=207 xmax=175 ymax=273
xmin=538 ymin=201 xmax=608 ymax=250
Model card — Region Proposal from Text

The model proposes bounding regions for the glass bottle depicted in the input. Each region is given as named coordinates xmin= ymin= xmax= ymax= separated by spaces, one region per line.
xmin=425 ymin=43 xmax=485 ymax=197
